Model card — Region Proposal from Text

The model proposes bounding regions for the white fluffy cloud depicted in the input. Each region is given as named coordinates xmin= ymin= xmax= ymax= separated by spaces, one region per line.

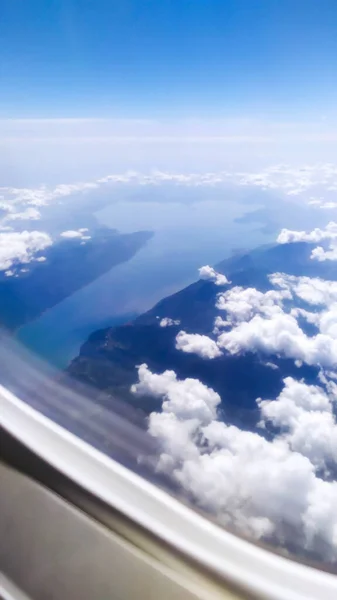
xmin=198 ymin=265 xmax=229 ymax=286
xmin=277 ymin=222 xmax=337 ymax=245
xmin=277 ymin=222 xmax=337 ymax=262
xmin=60 ymin=229 xmax=91 ymax=240
xmin=213 ymin=316 xmax=232 ymax=334
xmin=131 ymin=363 xmax=220 ymax=425
xmin=311 ymin=242 xmax=337 ymax=262
xmin=0 ymin=230 xmax=52 ymax=271
xmin=176 ymin=331 xmax=222 ymax=359
xmin=211 ymin=275 xmax=337 ymax=368
xmin=217 ymin=312 xmax=337 ymax=368
xmin=133 ymin=365 xmax=337 ymax=560
xmin=216 ymin=286 xmax=291 ymax=323
xmin=170 ymin=274 xmax=337 ymax=368
xmin=159 ymin=317 xmax=181 ymax=327
xmin=60 ymin=230 xmax=82 ymax=238
xmin=270 ymin=273 xmax=337 ymax=306
xmin=272 ymin=272 xmax=337 ymax=340
xmin=131 ymin=224 xmax=337 ymax=561
xmin=258 ymin=377 xmax=337 ymax=470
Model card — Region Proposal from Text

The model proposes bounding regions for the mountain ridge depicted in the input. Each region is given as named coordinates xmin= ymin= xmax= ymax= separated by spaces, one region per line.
xmin=67 ymin=240 xmax=336 ymax=427
xmin=1 ymin=227 xmax=153 ymax=330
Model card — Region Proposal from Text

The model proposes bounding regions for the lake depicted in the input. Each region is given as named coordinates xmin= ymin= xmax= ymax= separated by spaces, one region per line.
xmin=17 ymin=195 xmax=276 ymax=367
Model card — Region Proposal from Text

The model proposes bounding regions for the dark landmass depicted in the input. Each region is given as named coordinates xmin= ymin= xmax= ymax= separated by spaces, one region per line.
xmin=67 ymin=241 xmax=337 ymax=428
xmin=234 ymin=207 xmax=276 ymax=226
xmin=0 ymin=227 xmax=153 ymax=330
xmin=234 ymin=207 xmax=280 ymax=234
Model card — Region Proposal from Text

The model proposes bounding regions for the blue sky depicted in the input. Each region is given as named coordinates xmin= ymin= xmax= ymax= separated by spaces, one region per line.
xmin=2 ymin=0 xmax=337 ymax=118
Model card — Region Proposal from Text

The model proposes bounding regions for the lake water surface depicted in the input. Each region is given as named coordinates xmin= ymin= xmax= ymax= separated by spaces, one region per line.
xmin=17 ymin=197 xmax=275 ymax=367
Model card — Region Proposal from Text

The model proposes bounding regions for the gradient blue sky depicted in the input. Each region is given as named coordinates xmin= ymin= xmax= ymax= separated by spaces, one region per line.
xmin=2 ymin=0 xmax=337 ymax=119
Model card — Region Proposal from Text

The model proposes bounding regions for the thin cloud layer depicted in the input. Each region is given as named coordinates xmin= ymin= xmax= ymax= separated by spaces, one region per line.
xmin=2 ymin=163 xmax=337 ymax=225
xmin=4 ymin=207 xmax=41 ymax=222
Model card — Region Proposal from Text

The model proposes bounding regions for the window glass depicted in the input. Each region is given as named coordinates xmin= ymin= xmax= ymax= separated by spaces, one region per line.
xmin=2 ymin=0 xmax=337 ymax=571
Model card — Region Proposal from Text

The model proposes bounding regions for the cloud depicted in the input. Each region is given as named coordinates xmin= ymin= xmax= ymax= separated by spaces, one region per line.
xmin=1 ymin=182 xmax=99 ymax=209
xmin=214 ymin=279 xmax=337 ymax=367
xmin=60 ymin=229 xmax=91 ymax=240
xmin=135 ymin=238 xmax=337 ymax=561
xmin=213 ymin=315 xmax=232 ymax=334
xmin=264 ymin=361 xmax=279 ymax=370
xmin=0 ymin=181 xmax=100 ymax=233
xmin=269 ymin=273 xmax=337 ymax=306
xmin=308 ymin=197 xmax=337 ymax=209
xmin=176 ymin=331 xmax=222 ymax=359
xmin=277 ymin=222 xmax=337 ymax=262
xmin=159 ymin=317 xmax=181 ymax=327
xmin=60 ymin=230 xmax=82 ymax=239
xmin=233 ymin=163 xmax=337 ymax=196
xmin=4 ymin=207 xmax=41 ymax=222
xmin=258 ymin=376 xmax=337 ymax=470
xmin=216 ymin=286 xmax=291 ymax=323
xmin=277 ymin=221 xmax=337 ymax=245
xmin=318 ymin=202 xmax=337 ymax=209
xmin=308 ymin=197 xmax=324 ymax=206
xmin=213 ymin=273 xmax=337 ymax=368
xmin=290 ymin=307 xmax=320 ymax=326
xmin=217 ymin=311 xmax=337 ymax=368
xmin=3 ymin=162 xmax=337 ymax=224
xmin=321 ymin=202 xmax=337 ymax=209
xmin=132 ymin=365 xmax=337 ymax=560
xmin=311 ymin=243 xmax=337 ymax=262
xmin=0 ymin=231 xmax=52 ymax=271
xmin=131 ymin=363 xmax=220 ymax=425
xmin=163 ymin=273 xmax=337 ymax=369
xmin=271 ymin=273 xmax=337 ymax=339
xmin=198 ymin=265 xmax=229 ymax=286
